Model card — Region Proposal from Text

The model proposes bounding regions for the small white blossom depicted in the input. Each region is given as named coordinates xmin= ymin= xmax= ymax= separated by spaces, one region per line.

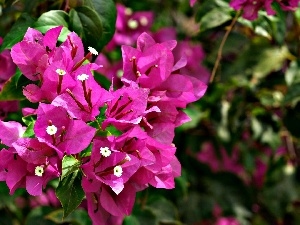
xmin=100 ymin=147 xmax=112 ymax=157
xmin=46 ymin=125 xmax=57 ymax=135
xmin=114 ymin=165 xmax=123 ymax=177
xmin=116 ymin=69 xmax=123 ymax=78
xmin=127 ymin=19 xmax=138 ymax=29
xmin=124 ymin=7 xmax=133 ymax=16
xmin=35 ymin=166 xmax=44 ymax=177
xmin=139 ymin=16 xmax=148 ymax=26
xmin=77 ymin=73 xmax=89 ymax=81
xmin=88 ymin=46 xmax=98 ymax=55
xmin=56 ymin=68 xmax=66 ymax=76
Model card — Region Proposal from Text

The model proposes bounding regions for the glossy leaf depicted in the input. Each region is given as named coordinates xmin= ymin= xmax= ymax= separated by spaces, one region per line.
xmin=87 ymin=0 xmax=117 ymax=51
xmin=69 ymin=6 xmax=103 ymax=51
xmin=56 ymin=170 xmax=85 ymax=218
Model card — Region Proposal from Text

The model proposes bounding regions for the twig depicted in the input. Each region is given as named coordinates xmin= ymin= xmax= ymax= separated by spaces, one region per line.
xmin=210 ymin=11 xmax=241 ymax=83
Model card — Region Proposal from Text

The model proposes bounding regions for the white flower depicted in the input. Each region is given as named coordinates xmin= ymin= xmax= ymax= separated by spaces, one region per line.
xmin=116 ymin=69 xmax=124 ymax=78
xmin=56 ymin=68 xmax=66 ymax=76
xmin=35 ymin=166 xmax=44 ymax=177
xmin=46 ymin=125 xmax=57 ymax=135
xmin=114 ymin=165 xmax=123 ymax=177
xmin=139 ymin=16 xmax=148 ymax=26
xmin=77 ymin=73 xmax=89 ymax=81
xmin=100 ymin=147 xmax=112 ymax=157
xmin=124 ymin=7 xmax=133 ymax=16
xmin=88 ymin=46 xmax=98 ymax=55
xmin=127 ymin=19 xmax=138 ymax=29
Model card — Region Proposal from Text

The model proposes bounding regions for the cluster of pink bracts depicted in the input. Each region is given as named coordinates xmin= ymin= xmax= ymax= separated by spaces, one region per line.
xmin=0 ymin=26 xmax=207 ymax=224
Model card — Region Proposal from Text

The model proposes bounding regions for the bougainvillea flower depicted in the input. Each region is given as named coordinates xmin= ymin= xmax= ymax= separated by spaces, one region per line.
xmin=173 ymin=41 xmax=211 ymax=84
xmin=106 ymin=3 xmax=154 ymax=50
xmin=229 ymin=0 xmax=275 ymax=20
xmin=197 ymin=142 xmax=244 ymax=174
xmin=0 ymin=145 xmax=60 ymax=196
xmin=11 ymin=26 xmax=63 ymax=81
xmin=52 ymin=64 xmax=111 ymax=122
xmin=215 ymin=217 xmax=241 ymax=225
xmin=82 ymin=137 xmax=140 ymax=195
xmin=121 ymin=33 xmax=175 ymax=89
xmin=190 ymin=0 xmax=197 ymax=7
xmin=277 ymin=0 xmax=300 ymax=10
xmin=103 ymin=82 xmax=157 ymax=130
xmin=0 ymin=101 xmax=19 ymax=120
xmin=0 ymin=121 xmax=25 ymax=146
xmin=0 ymin=39 xmax=16 ymax=81
xmin=34 ymin=103 xmax=96 ymax=156
xmin=30 ymin=188 xmax=61 ymax=208
xmin=84 ymin=183 xmax=136 ymax=225
xmin=154 ymin=73 xmax=207 ymax=108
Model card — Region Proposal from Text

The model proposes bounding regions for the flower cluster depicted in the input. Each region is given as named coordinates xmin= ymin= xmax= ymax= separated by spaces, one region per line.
xmin=0 ymin=26 xmax=207 ymax=224
xmin=229 ymin=0 xmax=300 ymax=20
xmin=106 ymin=3 xmax=154 ymax=50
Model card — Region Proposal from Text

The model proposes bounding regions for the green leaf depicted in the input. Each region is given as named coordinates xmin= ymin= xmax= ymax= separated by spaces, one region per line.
xmin=94 ymin=71 xmax=112 ymax=90
xmin=285 ymin=60 xmax=300 ymax=86
xmin=123 ymin=215 xmax=140 ymax=225
xmin=22 ymin=121 xmax=35 ymax=138
xmin=0 ymin=13 xmax=35 ymax=51
xmin=200 ymin=7 xmax=232 ymax=32
xmin=22 ymin=115 xmax=36 ymax=126
xmin=283 ymin=83 xmax=300 ymax=105
xmin=252 ymin=46 xmax=290 ymax=79
xmin=56 ymin=170 xmax=85 ymax=219
xmin=45 ymin=208 xmax=92 ymax=225
xmin=61 ymin=155 xmax=81 ymax=179
xmin=69 ymin=6 xmax=103 ymax=51
xmin=25 ymin=206 xmax=56 ymax=225
xmin=85 ymin=0 xmax=117 ymax=51
xmin=34 ymin=10 xmax=70 ymax=42
xmin=0 ymin=70 xmax=28 ymax=101
xmin=146 ymin=196 xmax=181 ymax=224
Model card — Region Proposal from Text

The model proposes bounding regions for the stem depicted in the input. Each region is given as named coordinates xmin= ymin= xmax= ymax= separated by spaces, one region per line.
xmin=210 ymin=11 xmax=241 ymax=83
xmin=63 ymin=0 xmax=70 ymax=12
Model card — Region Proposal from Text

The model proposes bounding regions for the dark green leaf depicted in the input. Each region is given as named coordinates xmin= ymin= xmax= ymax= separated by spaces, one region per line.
xmin=0 ymin=13 xmax=35 ymax=51
xmin=45 ymin=208 xmax=92 ymax=225
xmin=56 ymin=171 xmax=84 ymax=218
xmin=146 ymin=196 xmax=181 ymax=224
xmin=25 ymin=206 xmax=56 ymax=225
xmin=69 ymin=6 xmax=103 ymax=51
xmin=0 ymin=70 xmax=28 ymax=101
xmin=85 ymin=0 xmax=117 ymax=51
xmin=94 ymin=71 xmax=112 ymax=90
xmin=200 ymin=7 xmax=232 ymax=32
xmin=283 ymin=83 xmax=300 ymax=105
